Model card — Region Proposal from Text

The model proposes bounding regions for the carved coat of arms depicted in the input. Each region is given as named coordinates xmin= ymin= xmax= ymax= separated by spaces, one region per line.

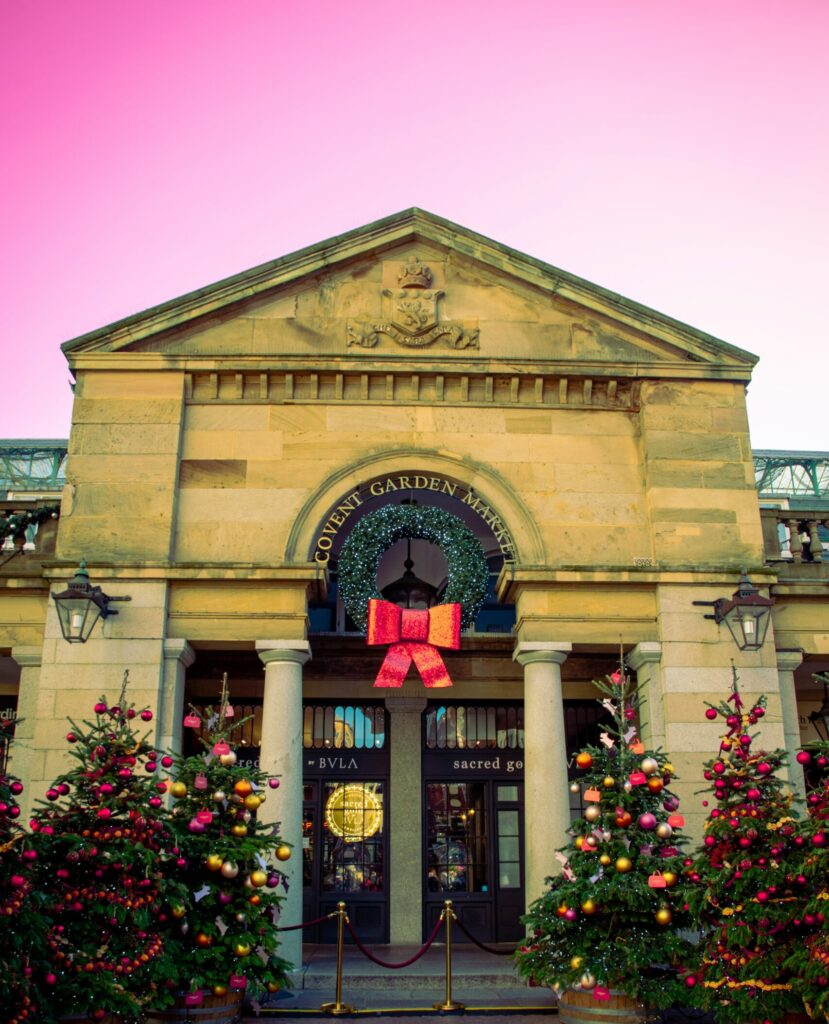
xmin=347 ymin=258 xmax=478 ymax=349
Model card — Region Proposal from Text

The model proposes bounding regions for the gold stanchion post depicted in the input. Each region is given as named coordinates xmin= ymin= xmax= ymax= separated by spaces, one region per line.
xmin=433 ymin=898 xmax=464 ymax=1012
xmin=321 ymin=902 xmax=356 ymax=1015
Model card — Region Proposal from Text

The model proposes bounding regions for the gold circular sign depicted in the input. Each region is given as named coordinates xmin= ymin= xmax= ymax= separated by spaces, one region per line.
xmin=325 ymin=784 xmax=383 ymax=841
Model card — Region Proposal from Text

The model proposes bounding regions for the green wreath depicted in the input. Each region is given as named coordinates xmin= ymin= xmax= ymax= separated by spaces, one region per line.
xmin=338 ymin=504 xmax=489 ymax=632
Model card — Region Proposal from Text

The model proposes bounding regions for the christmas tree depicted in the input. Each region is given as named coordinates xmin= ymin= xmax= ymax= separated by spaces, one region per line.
xmin=784 ymin=726 xmax=829 ymax=1022
xmin=1 ymin=717 xmax=48 ymax=1024
xmin=684 ymin=670 xmax=808 ymax=1023
xmin=151 ymin=676 xmax=291 ymax=1010
xmin=515 ymin=662 xmax=693 ymax=1009
xmin=30 ymin=676 xmax=180 ymax=1022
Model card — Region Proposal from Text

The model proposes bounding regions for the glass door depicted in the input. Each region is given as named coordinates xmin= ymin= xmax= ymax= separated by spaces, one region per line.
xmin=303 ymin=779 xmax=388 ymax=943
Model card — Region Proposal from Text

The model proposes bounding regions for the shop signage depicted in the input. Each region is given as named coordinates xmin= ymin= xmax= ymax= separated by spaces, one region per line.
xmin=424 ymin=750 xmax=524 ymax=776
xmin=325 ymin=783 xmax=383 ymax=841
xmin=313 ymin=474 xmax=515 ymax=564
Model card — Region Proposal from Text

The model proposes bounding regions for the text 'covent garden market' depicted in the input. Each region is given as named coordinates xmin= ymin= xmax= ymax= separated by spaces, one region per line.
xmin=1 ymin=210 xmax=828 ymax=968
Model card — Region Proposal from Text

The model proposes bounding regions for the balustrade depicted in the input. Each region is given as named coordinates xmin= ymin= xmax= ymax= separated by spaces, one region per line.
xmin=0 ymin=499 xmax=59 ymax=562
xmin=760 ymin=507 xmax=829 ymax=564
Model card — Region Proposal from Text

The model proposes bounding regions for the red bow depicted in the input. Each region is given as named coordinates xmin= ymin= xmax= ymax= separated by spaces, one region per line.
xmin=366 ymin=599 xmax=461 ymax=688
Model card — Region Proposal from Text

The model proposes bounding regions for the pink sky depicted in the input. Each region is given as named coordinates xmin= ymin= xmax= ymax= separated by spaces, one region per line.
xmin=1 ymin=0 xmax=826 ymax=449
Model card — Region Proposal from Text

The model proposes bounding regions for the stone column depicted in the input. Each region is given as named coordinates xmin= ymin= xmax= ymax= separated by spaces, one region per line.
xmin=514 ymin=642 xmax=572 ymax=909
xmin=385 ymin=695 xmax=427 ymax=944
xmin=256 ymin=640 xmax=311 ymax=972
xmin=628 ymin=642 xmax=665 ymax=749
xmin=776 ymin=649 xmax=805 ymax=795
xmin=157 ymin=640 xmax=195 ymax=754
xmin=9 ymin=646 xmax=42 ymax=818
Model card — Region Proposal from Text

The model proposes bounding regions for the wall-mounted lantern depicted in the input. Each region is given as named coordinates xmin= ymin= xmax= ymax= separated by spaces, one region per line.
xmin=693 ymin=570 xmax=774 ymax=652
xmin=52 ymin=561 xmax=131 ymax=643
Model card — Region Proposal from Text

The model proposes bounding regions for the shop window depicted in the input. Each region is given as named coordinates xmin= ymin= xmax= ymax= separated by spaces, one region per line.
xmin=424 ymin=704 xmax=524 ymax=750
xmin=302 ymin=704 xmax=386 ymax=750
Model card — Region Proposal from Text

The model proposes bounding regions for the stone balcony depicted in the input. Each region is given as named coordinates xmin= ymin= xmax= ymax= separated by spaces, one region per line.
xmin=760 ymin=507 xmax=829 ymax=583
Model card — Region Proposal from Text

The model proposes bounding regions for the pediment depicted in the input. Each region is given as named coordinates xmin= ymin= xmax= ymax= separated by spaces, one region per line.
xmin=63 ymin=209 xmax=756 ymax=378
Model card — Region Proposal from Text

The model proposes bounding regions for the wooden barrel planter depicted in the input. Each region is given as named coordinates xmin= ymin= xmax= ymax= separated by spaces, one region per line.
xmin=144 ymin=990 xmax=244 ymax=1024
xmin=558 ymin=988 xmax=652 ymax=1024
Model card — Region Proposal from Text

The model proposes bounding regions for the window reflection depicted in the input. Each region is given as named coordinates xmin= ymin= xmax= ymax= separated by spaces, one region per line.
xmin=426 ymin=783 xmax=488 ymax=893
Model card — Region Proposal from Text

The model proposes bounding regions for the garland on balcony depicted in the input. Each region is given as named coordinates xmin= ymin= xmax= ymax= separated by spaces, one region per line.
xmin=0 ymin=504 xmax=60 ymax=543
xmin=338 ymin=503 xmax=489 ymax=631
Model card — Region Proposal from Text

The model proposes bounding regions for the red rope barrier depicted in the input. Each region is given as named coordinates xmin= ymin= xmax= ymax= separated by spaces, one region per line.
xmin=452 ymin=914 xmax=516 ymax=955
xmin=275 ymin=912 xmax=336 ymax=932
xmin=344 ymin=914 xmax=445 ymax=968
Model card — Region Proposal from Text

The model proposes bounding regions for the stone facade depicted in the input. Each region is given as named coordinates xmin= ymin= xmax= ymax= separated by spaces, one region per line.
xmin=2 ymin=210 xmax=827 ymax=961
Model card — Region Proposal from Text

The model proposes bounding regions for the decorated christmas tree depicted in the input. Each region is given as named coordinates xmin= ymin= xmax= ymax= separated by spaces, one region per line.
xmin=784 ymin=726 xmax=829 ymax=1022
xmin=153 ymin=676 xmax=291 ymax=1011
xmin=1 ymin=718 xmax=48 ymax=1024
xmin=684 ymin=670 xmax=808 ymax=1023
xmin=515 ymin=661 xmax=693 ymax=1009
xmin=29 ymin=675 xmax=179 ymax=1023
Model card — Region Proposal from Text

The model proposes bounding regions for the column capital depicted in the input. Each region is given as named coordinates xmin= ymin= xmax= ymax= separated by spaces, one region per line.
xmin=256 ymin=640 xmax=311 ymax=667
xmin=513 ymin=641 xmax=571 ymax=667
xmin=627 ymin=642 xmax=662 ymax=672
xmin=776 ymin=648 xmax=804 ymax=673
xmin=162 ymin=639 xmax=196 ymax=668
xmin=384 ymin=696 xmax=428 ymax=715
xmin=11 ymin=646 xmax=42 ymax=669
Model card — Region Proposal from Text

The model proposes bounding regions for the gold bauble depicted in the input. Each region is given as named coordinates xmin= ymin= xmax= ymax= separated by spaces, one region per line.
xmin=655 ymin=823 xmax=673 ymax=840
xmin=212 ymin=790 xmax=226 ymax=803
xmin=655 ymin=907 xmax=672 ymax=926
xmin=574 ymin=836 xmax=584 ymax=850
xmin=662 ymin=871 xmax=678 ymax=888
xmin=195 ymin=932 xmax=212 ymax=947
xmin=244 ymin=794 xmax=261 ymax=811
xmin=602 ymin=776 xmax=615 ymax=788
xmin=580 ymin=973 xmax=596 ymax=990
xmin=640 ymin=757 xmax=659 ymax=776
xmin=220 ymin=860 xmax=239 ymax=879
xmin=250 ymin=869 xmax=268 ymax=887
xmin=581 ymin=899 xmax=597 ymax=915
xmin=570 ymin=956 xmax=583 ymax=969
xmin=234 ymin=942 xmax=252 ymax=957
xmin=615 ymin=857 xmax=633 ymax=873
xmin=267 ymin=982 xmax=281 ymax=993
xmin=170 ymin=781 xmax=187 ymax=798
xmin=213 ymin=985 xmax=228 ymax=997
xmin=206 ymin=854 xmax=224 ymax=872
xmin=276 ymin=844 xmax=292 ymax=862
xmin=171 ymin=905 xmax=186 ymax=919
xmin=231 ymin=824 xmax=248 ymax=837
xmin=584 ymin=805 xmax=601 ymax=823
xmin=599 ymin=854 xmax=612 ymax=866
xmin=220 ymin=751 xmax=237 ymax=766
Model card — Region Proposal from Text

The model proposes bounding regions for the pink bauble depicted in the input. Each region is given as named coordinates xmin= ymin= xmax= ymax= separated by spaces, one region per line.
xmin=796 ymin=751 xmax=812 ymax=765
xmin=705 ymin=708 xmax=718 ymax=720
xmin=638 ymin=813 xmax=657 ymax=830
xmin=161 ymin=755 xmax=174 ymax=768
xmin=757 ymin=762 xmax=772 ymax=775
xmin=140 ymin=709 xmax=153 ymax=722
xmin=268 ymin=778 xmax=280 ymax=789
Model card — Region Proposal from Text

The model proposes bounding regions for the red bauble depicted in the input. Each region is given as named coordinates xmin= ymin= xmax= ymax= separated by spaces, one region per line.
xmin=140 ymin=709 xmax=153 ymax=721
xmin=796 ymin=751 xmax=812 ymax=765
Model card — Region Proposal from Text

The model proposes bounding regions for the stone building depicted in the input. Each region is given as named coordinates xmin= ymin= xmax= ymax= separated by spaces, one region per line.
xmin=1 ymin=210 xmax=828 ymax=967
